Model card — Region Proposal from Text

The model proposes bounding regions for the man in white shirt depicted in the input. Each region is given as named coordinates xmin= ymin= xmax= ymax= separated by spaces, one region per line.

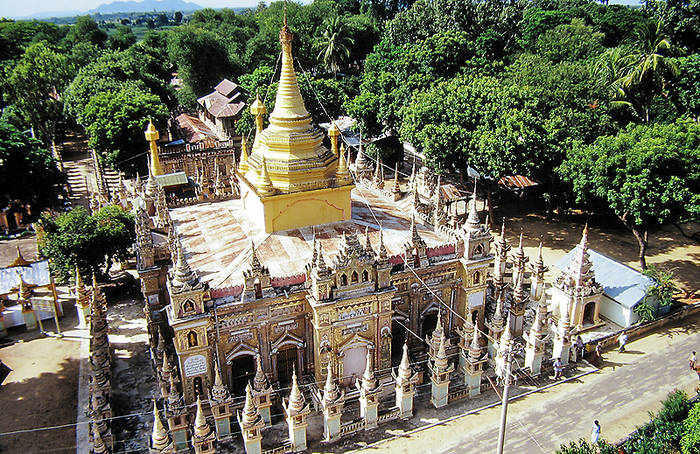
xmin=591 ymin=420 xmax=601 ymax=445
xmin=617 ymin=331 xmax=628 ymax=353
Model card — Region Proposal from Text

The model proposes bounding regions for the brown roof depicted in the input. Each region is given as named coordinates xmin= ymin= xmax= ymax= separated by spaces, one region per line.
xmin=175 ymin=114 xmax=219 ymax=144
xmin=197 ymin=79 xmax=246 ymax=119
xmin=498 ymin=175 xmax=541 ymax=190
xmin=171 ymin=187 xmax=454 ymax=289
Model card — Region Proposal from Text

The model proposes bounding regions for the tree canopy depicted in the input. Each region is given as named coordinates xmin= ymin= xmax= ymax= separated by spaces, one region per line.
xmin=558 ymin=120 xmax=700 ymax=269
xmin=0 ymin=120 xmax=66 ymax=217
xmin=38 ymin=205 xmax=134 ymax=283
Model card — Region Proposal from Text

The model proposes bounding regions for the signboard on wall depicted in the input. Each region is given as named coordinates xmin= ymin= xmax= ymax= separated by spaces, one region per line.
xmin=183 ymin=354 xmax=208 ymax=377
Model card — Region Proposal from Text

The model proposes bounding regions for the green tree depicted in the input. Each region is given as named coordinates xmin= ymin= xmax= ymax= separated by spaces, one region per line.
xmin=0 ymin=120 xmax=66 ymax=218
xmin=64 ymin=49 xmax=172 ymax=125
xmin=167 ymin=26 xmax=238 ymax=99
xmin=4 ymin=41 xmax=71 ymax=149
xmin=559 ymin=120 xmax=700 ymax=270
xmin=108 ymin=25 xmax=137 ymax=51
xmin=534 ymin=18 xmax=604 ymax=63
xmin=63 ymin=16 xmax=107 ymax=48
xmin=82 ymin=86 xmax=168 ymax=171
xmin=38 ymin=205 xmax=134 ymax=283
xmin=315 ymin=15 xmax=355 ymax=78
xmin=619 ymin=20 xmax=679 ymax=123
xmin=669 ymin=54 xmax=700 ymax=119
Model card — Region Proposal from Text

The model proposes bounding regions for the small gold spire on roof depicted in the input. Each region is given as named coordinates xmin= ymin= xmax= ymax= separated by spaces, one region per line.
xmin=9 ymin=245 xmax=31 ymax=267
xmin=256 ymin=156 xmax=276 ymax=196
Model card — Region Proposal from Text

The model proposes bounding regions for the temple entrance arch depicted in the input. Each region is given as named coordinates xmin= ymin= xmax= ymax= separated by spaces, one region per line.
xmin=421 ymin=311 xmax=439 ymax=339
xmin=229 ymin=355 xmax=255 ymax=397
xmin=271 ymin=331 xmax=305 ymax=386
xmin=583 ymin=302 xmax=596 ymax=325
xmin=391 ymin=317 xmax=407 ymax=366
xmin=338 ymin=334 xmax=374 ymax=387
xmin=342 ymin=346 xmax=367 ymax=387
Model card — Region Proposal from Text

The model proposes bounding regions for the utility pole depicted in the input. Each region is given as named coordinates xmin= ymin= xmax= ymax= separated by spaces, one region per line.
xmin=496 ymin=346 xmax=513 ymax=454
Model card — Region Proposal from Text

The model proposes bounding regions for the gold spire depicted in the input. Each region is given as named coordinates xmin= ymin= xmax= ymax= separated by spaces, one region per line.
xmin=193 ymin=396 xmax=211 ymax=438
xmin=239 ymin=138 xmax=249 ymax=173
xmin=145 ymin=120 xmax=163 ymax=176
xmin=271 ymin=10 xmax=309 ymax=123
xmin=253 ymin=354 xmax=270 ymax=392
xmin=256 ymin=156 xmax=276 ymax=196
xmin=328 ymin=121 xmax=340 ymax=157
xmin=322 ymin=361 xmax=339 ymax=404
xmin=335 ymin=144 xmax=351 ymax=186
xmin=285 ymin=366 xmax=308 ymax=416
xmin=240 ymin=382 xmax=263 ymax=428
xmin=392 ymin=163 xmax=401 ymax=196
xmin=9 ymin=245 xmax=31 ymax=267
xmin=211 ymin=360 xmax=229 ymax=402
xmin=151 ymin=400 xmax=171 ymax=451
xmin=360 ymin=349 xmax=377 ymax=392
xmin=250 ymin=92 xmax=267 ymax=134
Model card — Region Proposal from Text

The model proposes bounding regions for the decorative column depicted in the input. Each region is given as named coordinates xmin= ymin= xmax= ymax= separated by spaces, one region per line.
xmin=486 ymin=293 xmax=504 ymax=359
xmin=495 ymin=316 xmax=514 ymax=381
xmin=529 ymin=243 xmax=548 ymax=303
xmin=75 ymin=267 xmax=91 ymax=328
xmin=429 ymin=334 xmax=454 ymax=408
xmin=553 ymin=299 xmax=572 ymax=366
xmin=165 ymin=374 xmax=189 ymax=452
xmin=91 ymin=422 xmax=111 ymax=454
xmin=191 ymin=397 xmax=216 ymax=454
xmin=463 ymin=329 xmax=486 ymax=397
xmin=282 ymin=369 xmax=311 ymax=451
xmin=237 ymin=384 xmax=264 ymax=454
xmin=317 ymin=362 xmax=345 ymax=441
xmin=357 ymin=350 xmax=381 ymax=429
xmin=426 ymin=310 xmax=444 ymax=360
xmin=392 ymin=343 xmax=418 ymax=419
xmin=509 ymin=272 xmax=529 ymax=337
xmin=252 ymin=354 xmax=274 ymax=425
xmin=524 ymin=301 xmax=548 ymax=376
xmin=457 ymin=318 xmax=474 ymax=373
xmin=209 ymin=361 xmax=233 ymax=440
xmin=149 ymin=400 xmax=174 ymax=454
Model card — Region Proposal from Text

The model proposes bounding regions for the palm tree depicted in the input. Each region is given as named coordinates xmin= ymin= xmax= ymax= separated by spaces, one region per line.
xmin=315 ymin=15 xmax=355 ymax=79
xmin=620 ymin=20 xmax=679 ymax=122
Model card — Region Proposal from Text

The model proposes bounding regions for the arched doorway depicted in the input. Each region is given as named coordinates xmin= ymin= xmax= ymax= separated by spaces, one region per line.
xmin=421 ymin=312 xmax=439 ymax=339
xmin=342 ymin=346 xmax=367 ymax=387
xmin=229 ymin=355 xmax=255 ymax=397
xmin=583 ymin=302 xmax=596 ymax=325
xmin=276 ymin=346 xmax=297 ymax=386
xmin=391 ymin=319 xmax=406 ymax=366
xmin=193 ymin=376 xmax=203 ymax=397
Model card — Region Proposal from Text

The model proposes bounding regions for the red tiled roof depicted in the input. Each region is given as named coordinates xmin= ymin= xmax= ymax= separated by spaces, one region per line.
xmin=498 ymin=175 xmax=541 ymax=190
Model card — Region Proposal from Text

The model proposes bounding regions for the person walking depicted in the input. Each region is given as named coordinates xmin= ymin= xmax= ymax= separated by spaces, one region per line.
xmin=617 ymin=330 xmax=628 ymax=353
xmin=553 ymin=357 xmax=563 ymax=379
xmin=591 ymin=420 xmax=601 ymax=445
xmin=592 ymin=343 xmax=603 ymax=367
xmin=575 ymin=335 xmax=585 ymax=362
xmin=690 ymin=351 xmax=696 ymax=370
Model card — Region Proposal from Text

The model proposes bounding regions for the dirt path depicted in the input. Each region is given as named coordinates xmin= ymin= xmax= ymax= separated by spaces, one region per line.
xmin=0 ymin=303 xmax=82 ymax=454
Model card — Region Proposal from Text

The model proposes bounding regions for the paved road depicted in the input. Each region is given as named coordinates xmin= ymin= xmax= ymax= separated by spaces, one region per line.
xmin=360 ymin=314 xmax=700 ymax=454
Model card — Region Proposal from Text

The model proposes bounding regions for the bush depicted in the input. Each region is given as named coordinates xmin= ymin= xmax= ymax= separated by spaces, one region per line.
xmin=681 ymin=401 xmax=700 ymax=454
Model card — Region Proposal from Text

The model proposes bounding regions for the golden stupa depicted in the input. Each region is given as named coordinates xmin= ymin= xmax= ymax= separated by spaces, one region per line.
xmin=238 ymin=11 xmax=354 ymax=233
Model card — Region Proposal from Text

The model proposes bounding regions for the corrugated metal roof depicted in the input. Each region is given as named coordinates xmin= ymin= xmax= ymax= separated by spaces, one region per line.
xmin=554 ymin=249 xmax=655 ymax=309
xmin=155 ymin=172 xmax=189 ymax=187
xmin=498 ymin=175 xmax=541 ymax=190
xmin=0 ymin=260 xmax=51 ymax=295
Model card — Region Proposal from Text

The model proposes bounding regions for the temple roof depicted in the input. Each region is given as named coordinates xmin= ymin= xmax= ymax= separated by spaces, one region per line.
xmin=197 ymin=78 xmax=246 ymax=118
xmin=170 ymin=186 xmax=455 ymax=289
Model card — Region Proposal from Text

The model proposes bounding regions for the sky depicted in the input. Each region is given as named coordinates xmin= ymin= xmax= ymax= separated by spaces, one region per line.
xmin=0 ymin=0 xmax=259 ymax=19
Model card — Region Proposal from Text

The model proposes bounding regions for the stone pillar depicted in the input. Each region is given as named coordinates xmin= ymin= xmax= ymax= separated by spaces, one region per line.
xmin=392 ymin=343 xmax=418 ymax=419
xmin=252 ymin=354 xmax=274 ymax=425
xmin=429 ymin=334 xmax=453 ymax=408
xmin=463 ymin=330 xmax=486 ymax=397
xmin=283 ymin=369 xmax=311 ymax=451
xmin=165 ymin=407 xmax=188 ymax=451
xmin=209 ymin=361 xmax=232 ymax=440
xmin=238 ymin=384 xmax=264 ymax=454
xmin=357 ymin=351 xmax=381 ymax=429
xmin=317 ymin=362 xmax=345 ymax=441
xmin=553 ymin=300 xmax=572 ymax=366
xmin=524 ymin=301 xmax=548 ymax=376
